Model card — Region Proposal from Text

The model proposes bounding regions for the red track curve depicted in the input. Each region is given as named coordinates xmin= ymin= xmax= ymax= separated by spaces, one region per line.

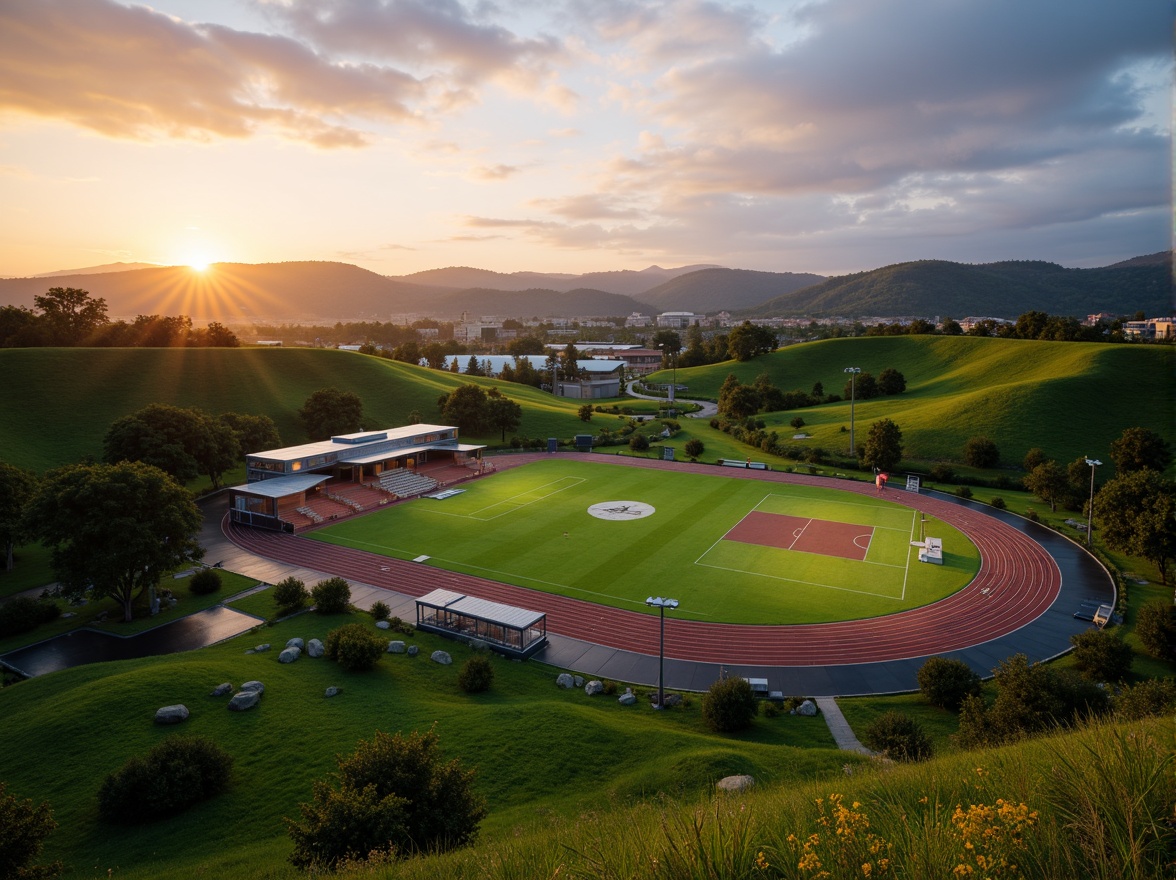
xmin=225 ymin=454 xmax=1060 ymax=667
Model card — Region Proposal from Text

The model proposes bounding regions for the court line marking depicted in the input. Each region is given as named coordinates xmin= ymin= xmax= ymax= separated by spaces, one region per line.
xmin=752 ymin=492 xmax=912 ymax=532
xmin=424 ymin=476 xmax=586 ymax=521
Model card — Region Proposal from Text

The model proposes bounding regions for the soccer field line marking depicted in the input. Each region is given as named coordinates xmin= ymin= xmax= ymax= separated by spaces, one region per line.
xmin=901 ymin=509 xmax=918 ymax=601
xmin=756 ymin=491 xmax=912 ymax=531
xmin=694 ymin=559 xmax=906 ymax=600
xmin=423 ymin=476 xmax=586 ymax=521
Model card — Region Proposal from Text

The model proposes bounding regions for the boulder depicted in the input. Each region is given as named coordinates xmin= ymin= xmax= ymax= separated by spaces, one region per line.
xmin=60 ymin=612 xmax=77 ymax=620
xmin=584 ymin=680 xmax=604 ymax=696
xmin=662 ymin=693 xmax=682 ymax=708
xmin=254 ymin=643 xmax=271 ymax=653
xmin=407 ymin=645 xmax=419 ymax=656
xmin=239 ymin=680 xmax=265 ymax=694
xmin=325 ymin=686 xmax=341 ymax=698
xmin=716 ymin=775 xmax=755 ymax=793
xmin=796 ymin=699 xmax=818 ymax=717
xmin=618 ymin=692 xmax=636 ymax=706
xmin=375 ymin=620 xmax=391 ymax=630
xmin=307 ymin=638 xmax=325 ymax=658
xmin=154 ymin=704 xmax=189 ymax=725
xmin=573 ymin=675 xmax=584 ymax=688
xmin=209 ymin=682 xmax=233 ymax=697
xmin=286 ymin=637 xmax=305 ymax=650
xmin=279 ymin=646 xmax=301 ymax=663
xmin=555 ymin=673 xmax=575 ymax=689
xmin=387 ymin=640 xmax=406 ymax=654
xmin=431 ymin=650 xmax=452 ymax=665
xmin=228 ymin=691 xmax=260 ymax=712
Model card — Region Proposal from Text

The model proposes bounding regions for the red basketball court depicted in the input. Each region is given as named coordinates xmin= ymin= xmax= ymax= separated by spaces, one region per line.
xmin=724 ymin=511 xmax=874 ymax=561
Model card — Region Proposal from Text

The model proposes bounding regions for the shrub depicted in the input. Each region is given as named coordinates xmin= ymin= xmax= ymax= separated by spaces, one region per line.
xmin=1025 ymin=507 xmax=1041 ymax=522
xmin=701 ymin=676 xmax=757 ymax=733
xmin=0 ymin=782 xmax=60 ymax=880
xmin=683 ymin=438 xmax=704 ymax=458
xmin=1069 ymin=628 xmax=1133 ymax=681
xmin=313 ymin=577 xmax=352 ymax=614
xmin=97 ymin=735 xmax=232 ymax=825
xmin=760 ymin=700 xmax=781 ymax=718
xmin=954 ymin=485 xmax=973 ymax=499
xmin=990 ymin=496 xmax=1007 ymax=510
xmin=273 ymin=576 xmax=309 ymax=612
xmin=628 ymin=434 xmax=649 ymax=452
xmin=602 ymin=680 xmax=617 ymax=696
xmin=369 ymin=601 xmax=390 ymax=622
xmin=325 ymin=623 xmax=385 ymax=672
xmin=0 ymin=597 xmax=61 ymax=637
xmin=457 ymin=655 xmax=494 ymax=694
xmin=929 ymin=464 xmax=956 ymax=483
xmin=862 ymin=710 xmax=932 ymax=762
xmin=963 ymin=436 xmax=1000 ymax=468
xmin=1134 ymin=601 xmax=1176 ymax=661
xmin=917 ymin=656 xmax=981 ymax=711
xmin=188 ymin=568 xmax=221 ymax=595
xmin=286 ymin=728 xmax=485 ymax=870
xmin=1112 ymin=678 xmax=1176 ymax=720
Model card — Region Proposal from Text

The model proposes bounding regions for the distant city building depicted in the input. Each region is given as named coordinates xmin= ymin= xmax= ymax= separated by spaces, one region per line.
xmin=1085 ymin=312 xmax=1116 ymax=326
xmin=958 ymin=316 xmax=1014 ymax=333
xmin=656 ymin=311 xmax=702 ymax=328
xmin=625 ymin=312 xmax=652 ymax=328
xmin=1123 ymin=317 xmax=1174 ymax=340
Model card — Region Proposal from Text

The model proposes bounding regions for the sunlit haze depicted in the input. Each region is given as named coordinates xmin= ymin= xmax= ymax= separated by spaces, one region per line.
xmin=0 ymin=0 xmax=1169 ymax=279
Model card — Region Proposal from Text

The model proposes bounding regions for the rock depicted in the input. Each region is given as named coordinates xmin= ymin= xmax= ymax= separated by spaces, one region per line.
xmin=307 ymin=638 xmax=324 ymax=658
xmin=154 ymin=704 xmax=189 ymax=724
xmin=60 ymin=612 xmax=77 ymax=620
xmin=325 ymin=686 xmax=341 ymax=698
xmin=387 ymin=640 xmax=406 ymax=653
xmin=796 ymin=699 xmax=818 ymax=716
xmin=662 ymin=693 xmax=682 ymax=708
xmin=431 ymin=650 xmax=452 ymax=665
xmin=286 ymin=637 xmax=304 ymax=650
xmin=279 ymin=646 xmax=301 ymax=663
xmin=210 ymin=682 xmax=233 ymax=697
xmin=254 ymin=643 xmax=271 ymax=653
xmin=555 ymin=673 xmax=575 ymax=689
xmin=584 ymin=680 xmax=604 ymax=696
xmin=95 ymin=611 xmax=109 ymax=622
xmin=716 ymin=775 xmax=755 ymax=793
xmin=244 ymin=649 xmax=255 ymax=655
xmin=618 ymin=692 xmax=636 ymax=706
xmin=407 ymin=645 xmax=419 ymax=656
xmin=375 ymin=620 xmax=391 ymax=630
xmin=468 ymin=638 xmax=489 ymax=651
xmin=573 ymin=675 xmax=584 ymax=688
xmin=239 ymin=680 xmax=265 ymax=694
xmin=228 ymin=691 xmax=260 ymax=711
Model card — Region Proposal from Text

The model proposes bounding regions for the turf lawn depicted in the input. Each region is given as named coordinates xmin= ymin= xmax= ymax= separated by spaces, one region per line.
xmin=311 ymin=459 xmax=979 ymax=625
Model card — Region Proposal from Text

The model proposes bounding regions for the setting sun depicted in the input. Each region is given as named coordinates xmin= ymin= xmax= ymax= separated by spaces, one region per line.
xmin=187 ymin=259 xmax=210 ymax=272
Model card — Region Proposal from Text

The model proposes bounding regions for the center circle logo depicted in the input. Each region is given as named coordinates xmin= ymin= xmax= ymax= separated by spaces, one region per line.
xmin=587 ymin=501 xmax=655 ymax=521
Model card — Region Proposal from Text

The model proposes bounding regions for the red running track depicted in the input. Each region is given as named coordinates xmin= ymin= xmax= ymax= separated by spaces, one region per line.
xmin=225 ymin=454 xmax=1060 ymax=667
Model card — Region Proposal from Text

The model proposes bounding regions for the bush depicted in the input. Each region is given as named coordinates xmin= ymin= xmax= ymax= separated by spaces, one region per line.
xmin=990 ymin=496 xmax=1007 ymax=510
xmin=457 ymin=655 xmax=494 ymax=693
xmin=701 ymin=676 xmax=757 ymax=733
xmin=628 ymin=434 xmax=649 ymax=452
xmin=954 ymin=485 xmax=973 ymax=499
xmin=1112 ymin=678 xmax=1176 ymax=720
xmin=273 ymin=576 xmax=309 ymax=612
xmin=862 ymin=710 xmax=932 ymax=762
xmin=1134 ymin=601 xmax=1176 ymax=661
xmin=917 ymin=656 xmax=981 ymax=711
xmin=370 ymin=601 xmax=390 ymax=622
xmin=929 ymin=464 xmax=956 ymax=483
xmin=963 ymin=436 xmax=1000 ymax=469
xmin=313 ymin=577 xmax=352 ymax=614
xmin=97 ymin=735 xmax=233 ymax=825
xmin=0 ymin=596 xmax=61 ymax=638
xmin=286 ymin=728 xmax=486 ymax=870
xmin=188 ymin=568 xmax=221 ymax=596
xmin=683 ymin=438 xmax=704 ymax=458
xmin=1069 ymin=628 xmax=1133 ymax=681
xmin=0 ymin=782 xmax=60 ymax=880
xmin=324 ymin=623 xmax=385 ymax=672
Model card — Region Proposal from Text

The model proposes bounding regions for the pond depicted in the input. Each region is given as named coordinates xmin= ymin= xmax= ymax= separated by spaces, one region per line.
xmin=0 ymin=605 xmax=261 ymax=677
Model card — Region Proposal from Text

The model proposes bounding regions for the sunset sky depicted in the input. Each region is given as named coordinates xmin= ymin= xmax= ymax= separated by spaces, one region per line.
xmin=0 ymin=0 xmax=1169 ymax=279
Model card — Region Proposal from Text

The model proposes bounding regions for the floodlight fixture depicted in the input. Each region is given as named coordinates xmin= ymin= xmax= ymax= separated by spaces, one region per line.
xmin=645 ymin=597 xmax=679 ymax=709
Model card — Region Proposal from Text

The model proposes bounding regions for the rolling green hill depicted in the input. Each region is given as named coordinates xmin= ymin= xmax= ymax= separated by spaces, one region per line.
xmin=655 ymin=336 xmax=1175 ymax=470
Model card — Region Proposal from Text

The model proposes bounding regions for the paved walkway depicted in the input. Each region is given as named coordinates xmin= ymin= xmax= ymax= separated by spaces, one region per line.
xmin=625 ymin=380 xmax=718 ymax=419
xmin=815 ymin=697 xmax=873 ymax=755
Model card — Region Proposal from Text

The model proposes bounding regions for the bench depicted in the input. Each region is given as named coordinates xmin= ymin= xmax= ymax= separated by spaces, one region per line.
xmin=719 ymin=459 xmax=769 ymax=470
xmin=919 ymin=536 xmax=943 ymax=564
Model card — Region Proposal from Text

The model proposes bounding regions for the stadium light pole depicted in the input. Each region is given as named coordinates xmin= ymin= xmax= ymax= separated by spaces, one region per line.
xmin=657 ymin=343 xmax=678 ymax=415
xmin=646 ymin=596 xmax=678 ymax=709
xmin=844 ymin=367 xmax=861 ymax=454
xmin=1084 ymin=458 xmax=1101 ymax=546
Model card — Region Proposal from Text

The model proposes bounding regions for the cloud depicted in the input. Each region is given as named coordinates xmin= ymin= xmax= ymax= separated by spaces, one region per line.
xmin=471 ymin=163 xmax=523 ymax=180
xmin=529 ymin=193 xmax=647 ymax=220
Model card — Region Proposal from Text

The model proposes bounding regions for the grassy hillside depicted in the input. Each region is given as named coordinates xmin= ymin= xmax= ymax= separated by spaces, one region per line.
xmin=657 ymin=336 xmax=1175 ymax=470
xmin=0 ymin=348 xmax=592 ymax=473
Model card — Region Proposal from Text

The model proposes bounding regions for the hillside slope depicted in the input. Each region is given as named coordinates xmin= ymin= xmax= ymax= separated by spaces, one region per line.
xmin=394 ymin=264 xmax=718 ymax=297
xmin=639 ymin=267 xmax=825 ymax=312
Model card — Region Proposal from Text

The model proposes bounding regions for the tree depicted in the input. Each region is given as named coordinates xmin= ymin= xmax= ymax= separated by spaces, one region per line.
xmin=273 ymin=576 xmax=310 ymax=612
xmin=33 ymin=286 xmax=108 ymax=345
xmin=577 ymin=404 xmax=593 ymax=422
xmin=0 ymin=782 xmax=60 ymax=880
xmin=651 ymin=329 xmax=681 ymax=355
xmin=1023 ymin=460 xmax=1069 ymax=512
xmin=845 ymin=371 xmax=879 ymax=400
xmin=464 ymin=354 xmax=483 ymax=376
xmin=299 ymin=388 xmax=365 ymax=441
xmin=312 ymin=577 xmax=352 ymax=614
xmin=1022 ymin=447 xmax=1048 ymax=472
xmin=392 ymin=341 xmax=420 ymax=365
xmin=441 ymin=384 xmax=489 ymax=434
xmin=23 ymin=461 xmax=202 ymax=622
xmin=628 ymin=433 xmax=649 ymax=452
xmin=861 ymin=419 xmax=903 ymax=471
xmin=559 ymin=342 xmax=581 ymax=380
xmin=963 ymin=436 xmax=1000 ymax=469
xmin=727 ymin=322 xmax=776 ymax=361
xmin=722 ymin=385 xmax=761 ymax=420
xmin=877 ymin=367 xmax=906 ymax=395
xmin=1109 ymin=427 xmax=1172 ymax=475
xmin=103 ymin=404 xmax=205 ymax=483
xmin=1132 ymin=601 xmax=1176 ymax=661
xmin=485 ymin=388 xmax=522 ymax=441
xmin=219 ymin=412 xmax=281 ymax=455
xmin=701 ymin=675 xmax=757 ymax=733
xmin=286 ymin=728 xmax=486 ymax=869
xmin=1069 ymin=629 xmax=1132 ymax=681
xmin=1093 ymin=470 xmax=1176 ymax=585
xmin=790 ymin=416 xmax=806 ymax=430
xmin=683 ymin=438 xmax=704 ymax=459
xmin=917 ymin=656 xmax=981 ymax=711
xmin=0 ymin=461 xmax=38 ymax=571
xmin=189 ymin=416 xmax=241 ymax=490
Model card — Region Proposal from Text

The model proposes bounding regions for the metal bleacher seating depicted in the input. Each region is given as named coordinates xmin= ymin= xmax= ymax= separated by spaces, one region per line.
xmin=377 ymin=469 xmax=439 ymax=499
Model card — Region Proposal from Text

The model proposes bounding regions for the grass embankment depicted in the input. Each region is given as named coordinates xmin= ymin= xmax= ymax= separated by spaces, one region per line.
xmin=0 ymin=606 xmax=840 ymax=878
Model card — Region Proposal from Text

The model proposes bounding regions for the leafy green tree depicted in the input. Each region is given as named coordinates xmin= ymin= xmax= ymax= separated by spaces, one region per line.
xmin=1132 ymin=601 xmax=1176 ymax=661
xmin=0 ymin=461 xmax=38 ymax=571
xmin=485 ymin=388 xmax=522 ymax=441
xmin=312 ymin=577 xmax=352 ymax=614
xmin=628 ymin=433 xmax=649 ymax=452
xmin=219 ymin=412 xmax=281 ymax=455
xmin=0 ymin=304 xmax=42 ymax=346
xmin=963 ymin=436 xmax=1000 ymax=469
xmin=1069 ymin=629 xmax=1132 ymax=681
xmin=392 ymin=341 xmax=420 ymax=365
xmin=861 ymin=419 xmax=903 ymax=471
xmin=506 ymin=336 xmax=545 ymax=357
xmin=464 ymin=355 xmax=483 ymax=376
xmin=33 ymin=286 xmax=108 ymax=345
xmin=1024 ymin=460 xmax=1069 ymax=512
xmin=577 ymin=405 xmax=593 ymax=422
xmin=701 ymin=675 xmax=757 ymax=733
xmin=721 ymin=385 xmax=761 ymax=420
xmin=877 ymin=367 xmax=906 ymax=395
xmin=198 ymin=321 xmax=239 ymax=347
xmin=190 ymin=416 xmax=241 ymax=490
xmin=421 ymin=342 xmax=448 ymax=369
xmin=726 ymin=322 xmax=776 ymax=361
xmin=24 ymin=462 xmax=202 ymax=622
xmin=103 ymin=404 xmax=205 ymax=483
xmin=299 ymin=388 xmax=365 ymax=441
xmin=845 ymin=371 xmax=879 ymax=400
xmin=1093 ymin=470 xmax=1176 ymax=585
xmin=1112 ymin=678 xmax=1176 ymax=720
xmin=286 ymin=728 xmax=485 ymax=869
xmin=1022 ymin=447 xmax=1048 ymax=472
xmin=651 ymin=329 xmax=681 ymax=355
xmin=790 ymin=416 xmax=805 ymax=430
xmin=441 ymin=384 xmax=489 ymax=434
xmin=862 ymin=711 xmax=931 ymax=762
xmin=559 ymin=342 xmax=581 ymax=380
xmin=1109 ymin=427 xmax=1172 ymax=475
xmin=0 ymin=782 xmax=60 ymax=879
xmin=917 ymin=656 xmax=981 ymax=711
xmin=273 ymin=576 xmax=309 ymax=612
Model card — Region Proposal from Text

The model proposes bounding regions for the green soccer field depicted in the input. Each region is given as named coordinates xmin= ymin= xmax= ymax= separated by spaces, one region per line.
xmin=311 ymin=459 xmax=981 ymax=625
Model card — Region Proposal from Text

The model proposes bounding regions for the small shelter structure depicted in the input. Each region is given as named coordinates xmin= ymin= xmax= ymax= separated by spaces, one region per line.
xmin=415 ymin=588 xmax=547 ymax=658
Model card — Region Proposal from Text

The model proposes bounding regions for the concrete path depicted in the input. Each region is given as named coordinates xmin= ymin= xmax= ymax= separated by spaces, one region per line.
xmin=815 ymin=697 xmax=873 ymax=755
xmin=625 ymin=380 xmax=718 ymax=419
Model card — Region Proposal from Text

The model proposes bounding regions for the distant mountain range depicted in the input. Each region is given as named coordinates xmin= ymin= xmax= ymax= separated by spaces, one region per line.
xmin=0 ymin=252 xmax=1168 ymax=322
